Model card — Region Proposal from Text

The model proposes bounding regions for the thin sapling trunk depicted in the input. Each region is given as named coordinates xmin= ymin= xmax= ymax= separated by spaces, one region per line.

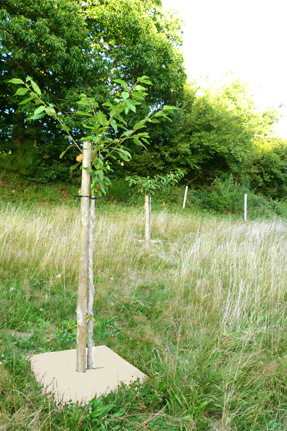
xmin=76 ymin=142 xmax=91 ymax=373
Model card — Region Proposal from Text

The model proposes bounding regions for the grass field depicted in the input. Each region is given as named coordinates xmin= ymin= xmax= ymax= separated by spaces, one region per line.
xmin=1 ymin=201 xmax=287 ymax=430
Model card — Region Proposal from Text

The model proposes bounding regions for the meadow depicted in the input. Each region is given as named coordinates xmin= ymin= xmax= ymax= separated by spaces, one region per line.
xmin=1 ymin=198 xmax=287 ymax=430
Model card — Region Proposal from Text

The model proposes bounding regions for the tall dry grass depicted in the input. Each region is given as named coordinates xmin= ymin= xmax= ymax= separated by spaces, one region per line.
xmin=1 ymin=204 xmax=287 ymax=349
xmin=1 ymin=203 xmax=287 ymax=429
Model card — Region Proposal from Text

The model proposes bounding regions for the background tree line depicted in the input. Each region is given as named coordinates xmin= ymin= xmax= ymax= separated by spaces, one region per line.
xmin=1 ymin=0 xmax=287 ymax=199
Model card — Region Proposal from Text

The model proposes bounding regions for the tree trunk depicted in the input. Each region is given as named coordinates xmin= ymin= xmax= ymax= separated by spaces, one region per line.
xmin=76 ymin=142 xmax=92 ymax=373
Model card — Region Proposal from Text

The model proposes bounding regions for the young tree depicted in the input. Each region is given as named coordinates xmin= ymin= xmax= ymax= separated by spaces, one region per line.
xmin=126 ymin=171 xmax=184 ymax=251
xmin=9 ymin=75 xmax=175 ymax=371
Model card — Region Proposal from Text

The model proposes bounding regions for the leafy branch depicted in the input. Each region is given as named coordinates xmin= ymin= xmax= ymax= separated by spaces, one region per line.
xmin=126 ymin=170 xmax=185 ymax=196
xmin=8 ymin=76 xmax=176 ymax=196
xmin=8 ymin=77 xmax=81 ymax=152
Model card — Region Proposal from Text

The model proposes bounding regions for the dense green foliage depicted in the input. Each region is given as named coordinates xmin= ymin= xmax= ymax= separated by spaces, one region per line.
xmin=247 ymin=136 xmax=287 ymax=198
xmin=0 ymin=0 xmax=92 ymax=178
xmin=0 ymin=0 xmax=185 ymax=179
xmin=133 ymin=79 xmax=287 ymax=197
xmin=1 ymin=0 xmax=287 ymax=200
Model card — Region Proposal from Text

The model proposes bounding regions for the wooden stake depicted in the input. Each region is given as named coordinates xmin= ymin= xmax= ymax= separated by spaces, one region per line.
xmin=244 ymin=193 xmax=247 ymax=221
xmin=76 ymin=142 xmax=91 ymax=373
xmin=87 ymin=189 xmax=95 ymax=369
xmin=183 ymin=186 xmax=188 ymax=209
xmin=145 ymin=194 xmax=151 ymax=252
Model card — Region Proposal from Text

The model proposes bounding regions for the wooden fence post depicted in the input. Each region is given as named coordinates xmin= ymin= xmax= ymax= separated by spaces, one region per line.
xmin=145 ymin=194 xmax=151 ymax=252
xmin=87 ymin=189 xmax=95 ymax=369
xmin=76 ymin=142 xmax=91 ymax=373
xmin=183 ymin=186 xmax=188 ymax=209
xmin=244 ymin=193 xmax=247 ymax=221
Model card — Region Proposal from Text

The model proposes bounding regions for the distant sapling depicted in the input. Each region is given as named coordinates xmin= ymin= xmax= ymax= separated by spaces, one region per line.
xmin=126 ymin=171 xmax=184 ymax=251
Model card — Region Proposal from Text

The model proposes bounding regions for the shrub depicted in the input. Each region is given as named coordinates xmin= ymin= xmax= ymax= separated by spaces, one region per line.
xmin=209 ymin=175 xmax=249 ymax=213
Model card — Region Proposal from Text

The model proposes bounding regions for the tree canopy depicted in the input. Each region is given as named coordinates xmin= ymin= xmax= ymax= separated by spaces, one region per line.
xmin=0 ymin=0 xmax=186 ymax=179
xmin=129 ymin=78 xmax=284 ymax=192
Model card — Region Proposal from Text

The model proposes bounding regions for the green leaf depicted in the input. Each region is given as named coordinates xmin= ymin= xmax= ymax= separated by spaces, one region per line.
xmin=80 ymin=136 xmax=95 ymax=141
xmin=122 ymin=130 xmax=133 ymax=137
xmin=116 ymin=114 xmax=127 ymax=126
xmin=133 ymin=137 xmax=146 ymax=147
xmin=70 ymin=162 xmax=81 ymax=171
xmin=19 ymin=96 xmax=35 ymax=105
xmin=75 ymin=110 xmax=92 ymax=117
xmin=113 ymin=79 xmax=128 ymax=88
xmin=116 ymin=148 xmax=131 ymax=161
xmin=30 ymin=80 xmax=41 ymax=96
xmin=163 ymin=105 xmax=177 ymax=111
xmin=109 ymin=107 xmax=119 ymax=118
xmin=111 ymin=120 xmax=118 ymax=134
xmin=118 ymin=153 xmax=128 ymax=161
xmin=94 ymin=170 xmax=104 ymax=180
xmin=121 ymin=91 xmax=129 ymax=100
xmin=28 ymin=113 xmax=46 ymax=121
xmin=131 ymin=92 xmax=146 ymax=101
xmin=76 ymin=99 xmax=90 ymax=106
xmin=14 ymin=87 xmax=29 ymax=96
xmin=97 ymin=111 xmax=108 ymax=126
xmin=133 ymin=85 xmax=146 ymax=91
xmin=95 ymin=157 xmax=104 ymax=168
xmin=84 ymin=167 xmax=93 ymax=174
xmin=45 ymin=107 xmax=56 ymax=116
xmin=154 ymin=111 xmax=171 ymax=121
xmin=138 ymin=76 xmax=152 ymax=85
xmin=133 ymin=119 xmax=147 ymax=130
xmin=34 ymin=105 xmax=46 ymax=116
xmin=60 ymin=145 xmax=73 ymax=158
xmin=8 ymin=78 xmax=24 ymax=85
xmin=133 ymin=132 xmax=149 ymax=139
xmin=125 ymin=99 xmax=136 ymax=112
